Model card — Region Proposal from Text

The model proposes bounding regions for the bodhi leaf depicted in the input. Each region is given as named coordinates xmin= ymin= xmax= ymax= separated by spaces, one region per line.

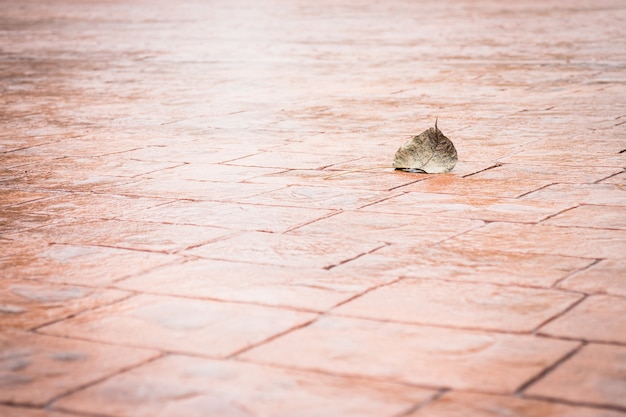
xmin=393 ymin=121 xmax=458 ymax=173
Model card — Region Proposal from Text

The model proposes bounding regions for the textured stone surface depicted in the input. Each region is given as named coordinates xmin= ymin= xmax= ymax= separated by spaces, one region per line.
xmin=441 ymin=223 xmax=626 ymax=259
xmin=408 ymin=392 xmax=626 ymax=417
xmin=539 ymin=295 xmax=626 ymax=344
xmin=525 ymin=344 xmax=626 ymax=409
xmin=0 ymin=279 xmax=129 ymax=330
xmin=40 ymin=294 xmax=317 ymax=357
xmin=558 ymin=259 xmax=626 ymax=297
xmin=0 ymin=330 xmax=158 ymax=406
xmin=333 ymin=278 xmax=582 ymax=332
xmin=115 ymin=259 xmax=390 ymax=312
xmin=55 ymin=355 xmax=436 ymax=417
xmin=241 ymin=316 xmax=578 ymax=393
xmin=1 ymin=0 xmax=625 ymax=415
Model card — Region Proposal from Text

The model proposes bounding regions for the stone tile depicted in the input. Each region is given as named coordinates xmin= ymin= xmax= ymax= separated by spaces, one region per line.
xmin=248 ymin=168 xmax=422 ymax=191
xmin=400 ymin=175 xmax=552 ymax=198
xmin=0 ymin=279 xmax=129 ymax=330
xmin=141 ymin=163 xmax=282 ymax=183
xmin=600 ymin=171 xmax=625 ymax=185
xmin=558 ymin=259 xmax=626 ymax=297
xmin=115 ymin=145 xmax=260 ymax=165
xmin=290 ymin=211 xmax=482 ymax=245
xmin=0 ymin=190 xmax=54 ymax=208
xmin=241 ymin=316 xmax=579 ymax=393
xmin=408 ymin=392 xmax=625 ymax=417
xmin=525 ymin=344 xmax=626 ymax=409
xmin=96 ymin=178 xmax=283 ymax=202
xmin=0 ymin=330 xmax=158 ymax=406
xmin=521 ymin=183 xmax=626 ymax=206
xmin=539 ymin=295 xmax=626 ymax=344
xmin=118 ymin=200 xmax=335 ymax=233
xmin=0 ymin=243 xmax=179 ymax=285
xmin=544 ymin=205 xmax=626 ymax=229
xmin=55 ymin=355 xmax=435 ymax=417
xmin=226 ymin=151 xmax=357 ymax=170
xmin=5 ymin=193 xmax=170 ymax=222
xmin=441 ymin=223 xmax=626 ymax=259
xmin=469 ymin=163 xmax=623 ymax=185
xmin=333 ymin=278 xmax=581 ymax=332
xmin=0 ymin=405 xmax=77 ymax=417
xmin=115 ymin=259 xmax=388 ymax=312
xmin=239 ymin=185 xmax=397 ymax=210
xmin=5 ymin=219 xmax=233 ymax=254
xmin=186 ymin=231 xmax=385 ymax=269
xmin=40 ymin=294 xmax=317 ymax=358
xmin=336 ymin=246 xmax=593 ymax=287
xmin=362 ymin=191 xmax=574 ymax=223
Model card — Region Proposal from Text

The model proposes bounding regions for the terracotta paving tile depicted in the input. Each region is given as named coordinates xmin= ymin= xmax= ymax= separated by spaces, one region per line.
xmin=112 ymin=145 xmax=262 ymax=165
xmin=525 ymin=344 xmax=626 ymax=409
xmin=0 ymin=279 xmax=129 ymax=330
xmin=441 ymin=222 xmax=626 ymax=259
xmin=5 ymin=219 xmax=232 ymax=254
xmin=0 ymin=243 xmax=179 ymax=285
xmin=0 ymin=405 xmax=76 ymax=417
xmin=290 ymin=211 xmax=482 ymax=245
xmin=539 ymin=295 xmax=626 ymax=344
xmin=225 ymin=150 xmax=358 ymax=170
xmin=0 ymin=189 xmax=54 ymax=208
xmin=408 ymin=391 xmax=625 ymax=417
xmin=140 ymin=163 xmax=282 ymax=183
xmin=400 ymin=175 xmax=552 ymax=198
xmin=521 ymin=183 xmax=626 ymax=206
xmin=55 ymin=357 xmax=435 ymax=417
xmin=0 ymin=330 xmax=158 ymax=406
xmin=240 ymin=316 xmax=579 ymax=393
xmin=468 ymin=163 xmax=624 ymax=185
xmin=248 ymin=168 xmax=422 ymax=191
xmin=558 ymin=259 xmax=626 ymax=297
xmin=40 ymin=294 xmax=317 ymax=357
xmin=117 ymin=200 xmax=335 ymax=234
xmin=21 ymin=155 xmax=182 ymax=179
xmin=187 ymin=231 xmax=385 ymax=269
xmin=336 ymin=246 xmax=593 ymax=287
xmin=4 ymin=193 xmax=170 ymax=221
xmin=239 ymin=184 xmax=397 ymax=210
xmin=499 ymin=148 xmax=625 ymax=168
xmin=362 ymin=191 xmax=574 ymax=223
xmin=600 ymin=171 xmax=625 ymax=185
xmin=115 ymin=259 xmax=389 ymax=312
xmin=97 ymin=177 xmax=283 ymax=202
xmin=544 ymin=205 xmax=626 ymax=230
xmin=333 ymin=278 xmax=582 ymax=332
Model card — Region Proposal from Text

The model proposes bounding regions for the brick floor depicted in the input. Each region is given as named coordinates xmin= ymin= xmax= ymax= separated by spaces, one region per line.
xmin=1 ymin=0 xmax=625 ymax=416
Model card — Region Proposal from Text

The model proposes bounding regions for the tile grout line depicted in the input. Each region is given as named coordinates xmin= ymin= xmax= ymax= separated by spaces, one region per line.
xmin=514 ymin=342 xmax=586 ymax=395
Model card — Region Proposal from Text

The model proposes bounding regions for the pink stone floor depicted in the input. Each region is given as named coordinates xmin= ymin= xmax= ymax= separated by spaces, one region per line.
xmin=1 ymin=0 xmax=625 ymax=415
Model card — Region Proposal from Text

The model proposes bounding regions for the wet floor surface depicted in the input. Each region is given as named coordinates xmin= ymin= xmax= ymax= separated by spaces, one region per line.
xmin=1 ymin=0 xmax=625 ymax=415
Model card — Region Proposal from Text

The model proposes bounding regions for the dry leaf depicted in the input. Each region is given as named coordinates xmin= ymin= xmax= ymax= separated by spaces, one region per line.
xmin=393 ymin=121 xmax=458 ymax=173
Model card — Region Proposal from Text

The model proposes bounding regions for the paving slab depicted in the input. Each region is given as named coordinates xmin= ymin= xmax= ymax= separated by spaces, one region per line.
xmin=408 ymin=392 xmax=626 ymax=417
xmin=0 ymin=279 xmax=129 ymax=330
xmin=54 ymin=355 xmax=435 ymax=417
xmin=333 ymin=278 xmax=582 ymax=332
xmin=336 ymin=246 xmax=594 ymax=287
xmin=114 ymin=259 xmax=392 ymax=312
xmin=0 ymin=330 xmax=158 ymax=406
xmin=558 ymin=259 xmax=626 ymax=297
xmin=539 ymin=295 xmax=626 ymax=344
xmin=0 ymin=242 xmax=179 ymax=285
xmin=525 ymin=344 xmax=626 ymax=410
xmin=39 ymin=294 xmax=317 ymax=358
xmin=240 ymin=316 xmax=579 ymax=393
